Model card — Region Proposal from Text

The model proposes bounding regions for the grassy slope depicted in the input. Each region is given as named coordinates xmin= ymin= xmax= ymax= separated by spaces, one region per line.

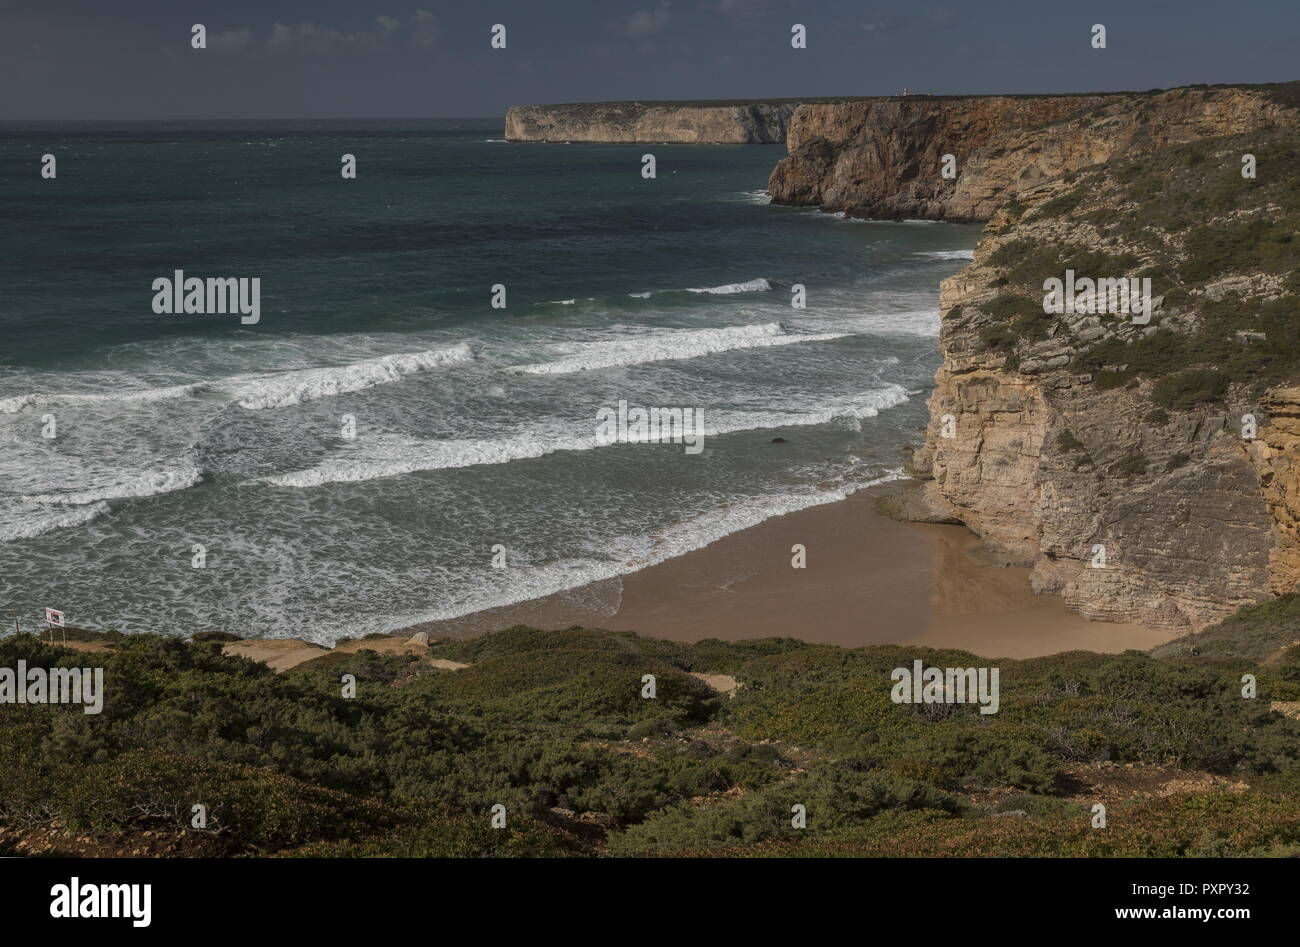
xmin=2 ymin=606 xmax=1298 ymax=857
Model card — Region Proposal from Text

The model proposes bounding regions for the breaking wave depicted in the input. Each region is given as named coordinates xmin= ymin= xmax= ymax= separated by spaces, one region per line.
xmin=231 ymin=344 xmax=476 ymax=409
xmin=509 ymin=323 xmax=845 ymax=375
xmin=253 ymin=386 xmax=909 ymax=488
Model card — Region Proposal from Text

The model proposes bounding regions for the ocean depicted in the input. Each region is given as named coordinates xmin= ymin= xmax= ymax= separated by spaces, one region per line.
xmin=0 ymin=119 xmax=978 ymax=642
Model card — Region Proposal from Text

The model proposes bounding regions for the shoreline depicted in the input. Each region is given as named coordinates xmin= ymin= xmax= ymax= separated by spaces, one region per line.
xmin=394 ymin=480 xmax=1175 ymax=659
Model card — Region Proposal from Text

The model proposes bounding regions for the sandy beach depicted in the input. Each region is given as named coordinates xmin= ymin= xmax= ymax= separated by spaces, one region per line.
xmin=398 ymin=481 xmax=1175 ymax=659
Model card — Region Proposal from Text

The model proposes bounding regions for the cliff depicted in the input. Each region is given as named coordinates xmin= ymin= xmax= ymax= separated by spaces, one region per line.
xmin=506 ymin=84 xmax=1300 ymax=629
xmin=896 ymin=112 xmax=1300 ymax=629
xmin=768 ymin=86 xmax=1298 ymax=220
xmin=504 ymin=99 xmax=812 ymax=143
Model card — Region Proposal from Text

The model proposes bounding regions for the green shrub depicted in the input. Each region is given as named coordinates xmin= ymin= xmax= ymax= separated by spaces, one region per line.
xmin=984 ymin=294 xmax=1044 ymax=321
xmin=608 ymin=764 xmax=960 ymax=854
xmin=4 ymin=611 xmax=1299 ymax=858
xmin=1055 ymin=430 xmax=1086 ymax=453
xmin=1151 ymin=370 xmax=1229 ymax=409
xmin=975 ymin=294 xmax=1056 ymax=347
xmin=1179 ymin=215 xmax=1300 ymax=283
xmin=1113 ymin=453 xmax=1149 ymax=477
xmin=280 ymin=814 xmax=582 ymax=857
xmin=1144 ymin=408 xmax=1170 ymax=426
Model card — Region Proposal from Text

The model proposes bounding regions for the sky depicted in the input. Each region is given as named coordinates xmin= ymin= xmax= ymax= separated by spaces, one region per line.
xmin=3 ymin=0 xmax=1299 ymax=120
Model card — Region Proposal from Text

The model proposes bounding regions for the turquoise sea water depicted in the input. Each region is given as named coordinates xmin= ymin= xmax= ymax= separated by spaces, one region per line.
xmin=0 ymin=119 xmax=978 ymax=641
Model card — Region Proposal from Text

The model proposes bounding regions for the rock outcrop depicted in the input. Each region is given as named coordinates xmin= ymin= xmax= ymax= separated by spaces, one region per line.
xmin=887 ymin=102 xmax=1300 ymax=630
xmin=1247 ymin=387 xmax=1300 ymax=595
xmin=910 ymin=271 xmax=1281 ymax=628
xmin=505 ymin=100 xmax=807 ymax=143
xmin=768 ymin=86 xmax=1296 ymax=220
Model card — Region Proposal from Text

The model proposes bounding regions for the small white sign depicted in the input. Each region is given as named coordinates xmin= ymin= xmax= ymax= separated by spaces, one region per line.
xmin=44 ymin=607 xmax=64 ymax=627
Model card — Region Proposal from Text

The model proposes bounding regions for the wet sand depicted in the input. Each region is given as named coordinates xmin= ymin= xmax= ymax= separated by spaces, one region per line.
xmin=399 ymin=482 xmax=1176 ymax=659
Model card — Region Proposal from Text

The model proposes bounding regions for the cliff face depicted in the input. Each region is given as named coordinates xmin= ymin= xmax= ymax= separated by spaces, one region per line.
xmin=897 ymin=109 xmax=1300 ymax=629
xmin=1248 ymin=387 xmax=1300 ymax=596
xmin=768 ymin=87 xmax=1295 ymax=220
xmin=504 ymin=101 xmax=801 ymax=143
xmin=913 ymin=260 xmax=1279 ymax=628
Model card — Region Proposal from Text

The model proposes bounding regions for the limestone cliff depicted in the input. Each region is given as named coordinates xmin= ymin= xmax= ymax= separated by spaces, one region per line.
xmin=1248 ymin=386 xmax=1300 ymax=596
xmin=768 ymin=86 xmax=1297 ymax=220
xmin=507 ymin=84 xmax=1300 ymax=629
xmin=504 ymin=100 xmax=808 ymax=143
xmin=895 ymin=111 xmax=1300 ymax=630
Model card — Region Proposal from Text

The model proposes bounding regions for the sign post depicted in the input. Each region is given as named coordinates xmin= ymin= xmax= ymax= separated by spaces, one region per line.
xmin=44 ymin=607 xmax=64 ymax=644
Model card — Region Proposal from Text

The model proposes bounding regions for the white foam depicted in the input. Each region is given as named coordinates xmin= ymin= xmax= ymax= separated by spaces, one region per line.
xmin=337 ymin=470 xmax=906 ymax=636
xmin=0 ymin=394 xmax=37 ymax=414
xmin=685 ymin=277 xmax=772 ymax=294
xmin=231 ymin=343 xmax=475 ymax=410
xmin=252 ymin=386 xmax=909 ymax=488
xmin=801 ymin=210 xmax=871 ymax=223
xmin=605 ymin=472 xmax=905 ymax=576
xmin=625 ymin=278 xmax=771 ymax=299
xmin=88 ymin=382 xmax=210 ymax=403
xmin=914 ymin=250 xmax=975 ymax=260
xmin=509 ymin=323 xmax=845 ymax=375
xmin=848 ymin=309 xmax=941 ymax=337
xmin=0 ymin=499 xmax=109 ymax=543
xmin=796 ymin=298 xmax=941 ymax=338
xmin=0 ymin=382 xmax=206 ymax=414
xmin=801 ymin=210 xmax=943 ymax=224
xmin=24 ymin=460 xmax=202 ymax=506
xmin=2 ymin=345 xmax=477 ymax=415
xmin=705 ymin=387 xmax=911 ymax=435
xmin=255 ymin=429 xmax=585 ymax=487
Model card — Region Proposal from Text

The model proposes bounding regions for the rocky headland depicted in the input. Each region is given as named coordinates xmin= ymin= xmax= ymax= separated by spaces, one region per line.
xmin=766 ymin=85 xmax=1298 ymax=220
xmin=505 ymin=98 xmax=826 ymax=143
xmin=772 ymin=83 xmax=1300 ymax=629
xmin=510 ymin=82 xmax=1300 ymax=631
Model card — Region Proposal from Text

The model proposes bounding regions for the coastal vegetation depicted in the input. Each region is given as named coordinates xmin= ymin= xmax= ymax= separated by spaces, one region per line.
xmin=7 ymin=86 xmax=1300 ymax=861
xmin=3 ymin=602 xmax=1299 ymax=857
xmin=972 ymin=129 xmax=1300 ymax=404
